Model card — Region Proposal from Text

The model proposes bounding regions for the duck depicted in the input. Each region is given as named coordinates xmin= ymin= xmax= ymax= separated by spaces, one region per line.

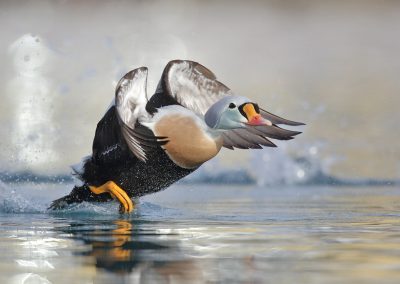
xmin=49 ymin=60 xmax=304 ymax=213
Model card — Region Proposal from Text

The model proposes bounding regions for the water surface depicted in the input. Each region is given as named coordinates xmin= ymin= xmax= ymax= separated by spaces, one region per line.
xmin=0 ymin=184 xmax=400 ymax=283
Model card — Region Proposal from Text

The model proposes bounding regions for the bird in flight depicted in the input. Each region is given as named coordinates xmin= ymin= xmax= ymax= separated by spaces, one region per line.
xmin=49 ymin=60 xmax=304 ymax=213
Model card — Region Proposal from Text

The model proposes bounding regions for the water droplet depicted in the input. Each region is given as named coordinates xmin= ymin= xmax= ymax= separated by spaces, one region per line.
xmin=24 ymin=55 xmax=30 ymax=62
xmin=296 ymin=169 xmax=305 ymax=179
xmin=309 ymin=146 xmax=318 ymax=155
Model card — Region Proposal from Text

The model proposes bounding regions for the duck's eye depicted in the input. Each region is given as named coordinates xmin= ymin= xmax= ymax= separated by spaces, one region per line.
xmin=228 ymin=103 xmax=236 ymax=109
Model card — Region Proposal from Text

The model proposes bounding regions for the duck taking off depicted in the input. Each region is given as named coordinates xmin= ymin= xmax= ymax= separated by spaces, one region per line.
xmin=49 ymin=60 xmax=304 ymax=213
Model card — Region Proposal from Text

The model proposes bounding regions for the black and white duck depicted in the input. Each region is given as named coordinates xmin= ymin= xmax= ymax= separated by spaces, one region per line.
xmin=49 ymin=60 xmax=304 ymax=213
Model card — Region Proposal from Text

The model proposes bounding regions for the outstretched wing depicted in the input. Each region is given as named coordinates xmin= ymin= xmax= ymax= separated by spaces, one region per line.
xmin=115 ymin=67 xmax=168 ymax=161
xmin=146 ymin=60 xmax=232 ymax=115
xmin=147 ymin=60 xmax=304 ymax=150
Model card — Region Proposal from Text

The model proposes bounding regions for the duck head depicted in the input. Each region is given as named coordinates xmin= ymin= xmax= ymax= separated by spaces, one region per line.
xmin=204 ymin=96 xmax=272 ymax=130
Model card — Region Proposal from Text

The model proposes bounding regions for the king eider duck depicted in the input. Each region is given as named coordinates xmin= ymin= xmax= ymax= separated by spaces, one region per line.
xmin=49 ymin=60 xmax=304 ymax=213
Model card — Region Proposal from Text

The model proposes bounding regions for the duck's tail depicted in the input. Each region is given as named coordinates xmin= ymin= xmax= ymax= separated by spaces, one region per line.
xmin=48 ymin=184 xmax=111 ymax=210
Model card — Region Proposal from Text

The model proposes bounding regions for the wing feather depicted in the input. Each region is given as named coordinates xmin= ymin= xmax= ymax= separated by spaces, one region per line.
xmin=221 ymin=132 xmax=251 ymax=149
xmin=148 ymin=60 xmax=232 ymax=116
xmin=260 ymin=108 xmax=305 ymax=126
xmin=245 ymin=125 xmax=301 ymax=141
xmin=115 ymin=67 xmax=166 ymax=161
xmin=232 ymin=129 xmax=277 ymax=148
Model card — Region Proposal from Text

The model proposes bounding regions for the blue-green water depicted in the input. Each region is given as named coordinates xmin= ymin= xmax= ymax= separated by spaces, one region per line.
xmin=1 ymin=184 xmax=400 ymax=283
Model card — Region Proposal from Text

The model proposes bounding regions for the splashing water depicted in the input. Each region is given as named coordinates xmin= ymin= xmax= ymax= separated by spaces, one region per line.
xmin=181 ymin=138 xmax=345 ymax=186
xmin=0 ymin=181 xmax=43 ymax=213
xmin=250 ymin=140 xmax=333 ymax=186
xmin=0 ymin=181 xmax=122 ymax=214
xmin=0 ymin=180 xmax=186 ymax=217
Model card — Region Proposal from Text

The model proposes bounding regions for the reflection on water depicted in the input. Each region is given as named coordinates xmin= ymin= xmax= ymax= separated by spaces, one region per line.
xmin=1 ymin=185 xmax=400 ymax=283
xmin=61 ymin=218 xmax=204 ymax=283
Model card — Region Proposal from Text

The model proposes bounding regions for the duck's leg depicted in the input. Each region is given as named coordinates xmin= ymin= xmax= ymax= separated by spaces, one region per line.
xmin=89 ymin=181 xmax=134 ymax=213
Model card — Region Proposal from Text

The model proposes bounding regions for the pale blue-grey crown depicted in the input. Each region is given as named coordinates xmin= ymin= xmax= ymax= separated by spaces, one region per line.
xmin=204 ymin=95 xmax=251 ymax=128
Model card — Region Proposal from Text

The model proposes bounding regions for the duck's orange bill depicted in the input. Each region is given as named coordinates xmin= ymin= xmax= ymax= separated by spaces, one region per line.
xmin=243 ymin=103 xmax=272 ymax=126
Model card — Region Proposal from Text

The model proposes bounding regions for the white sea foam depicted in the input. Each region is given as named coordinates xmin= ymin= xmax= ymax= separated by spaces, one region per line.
xmin=0 ymin=181 xmax=45 ymax=213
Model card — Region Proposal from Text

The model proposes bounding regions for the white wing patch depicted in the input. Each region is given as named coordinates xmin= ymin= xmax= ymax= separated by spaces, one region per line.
xmin=116 ymin=67 xmax=148 ymax=127
xmin=115 ymin=67 xmax=151 ymax=161
xmin=167 ymin=61 xmax=233 ymax=116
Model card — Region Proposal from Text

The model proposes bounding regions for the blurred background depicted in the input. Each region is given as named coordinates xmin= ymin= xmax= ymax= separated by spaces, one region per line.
xmin=0 ymin=0 xmax=399 ymax=182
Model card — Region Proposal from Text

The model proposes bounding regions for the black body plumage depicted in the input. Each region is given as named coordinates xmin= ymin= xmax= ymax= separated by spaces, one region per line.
xmin=50 ymin=105 xmax=195 ymax=209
